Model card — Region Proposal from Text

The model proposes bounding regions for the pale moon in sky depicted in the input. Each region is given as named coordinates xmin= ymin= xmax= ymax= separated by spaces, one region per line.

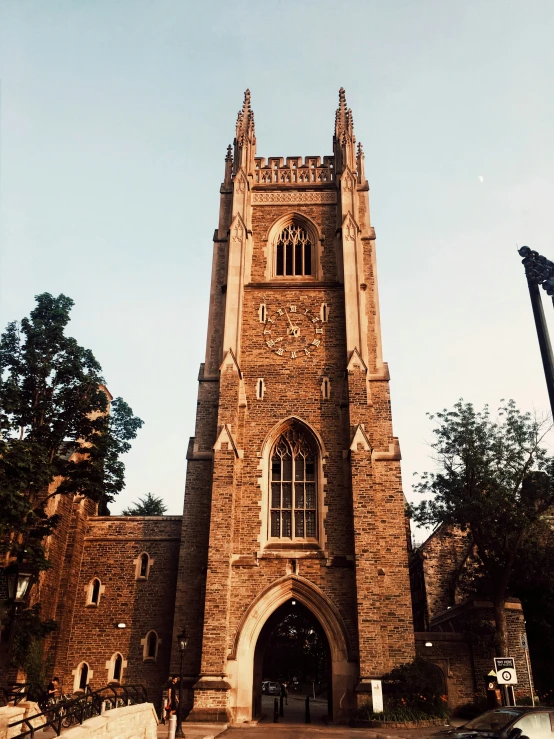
xmin=478 ymin=175 xmax=484 ymax=182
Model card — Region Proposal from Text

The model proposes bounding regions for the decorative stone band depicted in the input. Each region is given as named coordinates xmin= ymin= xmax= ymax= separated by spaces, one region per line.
xmin=252 ymin=190 xmax=337 ymax=205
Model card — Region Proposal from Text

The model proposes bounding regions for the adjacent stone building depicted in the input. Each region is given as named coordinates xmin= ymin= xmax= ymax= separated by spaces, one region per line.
xmin=1 ymin=89 xmax=533 ymax=721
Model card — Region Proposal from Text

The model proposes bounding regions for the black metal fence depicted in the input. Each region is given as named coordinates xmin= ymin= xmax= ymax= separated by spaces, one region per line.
xmin=7 ymin=684 xmax=148 ymax=739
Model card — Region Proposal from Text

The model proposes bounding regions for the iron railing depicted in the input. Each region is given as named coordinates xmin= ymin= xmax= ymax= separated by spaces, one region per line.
xmin=7 ymin=684 xmax=148 ymax=739
xmin=1 ymin=683 xmax=47 ymax=707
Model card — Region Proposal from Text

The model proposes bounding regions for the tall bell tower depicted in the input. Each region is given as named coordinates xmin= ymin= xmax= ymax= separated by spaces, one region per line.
xmin=172 ymin=89 xmax=415 ymax=723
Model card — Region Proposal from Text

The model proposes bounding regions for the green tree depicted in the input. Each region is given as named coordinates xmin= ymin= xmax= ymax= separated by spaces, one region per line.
xmin=508 ymin=533 xmax=554 ymax=696
xmin=0 ymin=293 xmax=143 ymax=566
xmin=412 ymin=400 xmax=554 ymax=657
xmin=263 ymin=608 xmax=328 ymax=684
xmin=122 ymin=492 xmax=167 ymax=516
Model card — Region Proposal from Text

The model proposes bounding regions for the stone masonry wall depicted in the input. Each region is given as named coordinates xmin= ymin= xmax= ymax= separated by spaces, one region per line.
xmin=415 ymin=633 xmax=475 ymax=709
xmin=60 ymin=516 xmax=181 ymax=706
xmin=61 ymin=703 xmax=158 ymax=739
xmin=420 ymin=526 xmax=473 ymax=621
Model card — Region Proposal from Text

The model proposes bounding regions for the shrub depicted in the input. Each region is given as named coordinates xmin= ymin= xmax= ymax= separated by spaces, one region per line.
xmin=357 ymin=703 xmax=447 ymax=722
xmin=356 ymin=658 xmax=449 ymax=721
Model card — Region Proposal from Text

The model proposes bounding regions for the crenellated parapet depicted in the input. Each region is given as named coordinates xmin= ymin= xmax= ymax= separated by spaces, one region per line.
xmin=253 ymin=156 xmax=335 ymax=185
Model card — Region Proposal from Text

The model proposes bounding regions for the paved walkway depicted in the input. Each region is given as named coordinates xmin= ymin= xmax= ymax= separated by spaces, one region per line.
xmin=260 ymin=694 xmax=328 ymax=724
xmin=158 ymin=720 xmax=229 ymax=739
xmin=219 ymin=726 xmax=445 ymax=739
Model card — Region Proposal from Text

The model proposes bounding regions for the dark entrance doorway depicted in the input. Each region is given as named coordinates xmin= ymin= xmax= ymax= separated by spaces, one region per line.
xmin=252 ymin=599 xmax=332 ymax=723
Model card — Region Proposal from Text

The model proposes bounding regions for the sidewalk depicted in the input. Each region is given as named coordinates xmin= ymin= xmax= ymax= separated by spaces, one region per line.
xmin=157 ymin=720 xmax=229 ymax=739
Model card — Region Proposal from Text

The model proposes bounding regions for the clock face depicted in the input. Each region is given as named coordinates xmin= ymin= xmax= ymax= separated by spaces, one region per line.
xmin=263 ymin=304 xmax=323 ymax=359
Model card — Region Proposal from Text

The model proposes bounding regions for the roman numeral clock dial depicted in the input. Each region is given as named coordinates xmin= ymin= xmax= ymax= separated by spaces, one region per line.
xmin=263 ymin=304 xmax=323 ymax=358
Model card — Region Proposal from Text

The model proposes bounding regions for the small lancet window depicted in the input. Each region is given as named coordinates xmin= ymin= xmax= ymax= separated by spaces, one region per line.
xmin=90 ymin=578 xmax=100 ymax=605
xmin=275 ymin=225 xmax=312 ymax=277
xmin=79 ymin=663 xmax=89 ymax=690
xmin=73 ymin=661 xmax=90 ymax=693
xmin=270 ymin=427 xmax=317 ymax=541
xmin=256 ymin=379 xmax=265 ymax=400
xmin=320 ymin=303 xmax=329 ymax=323
xmin=140 ymin=553 xmax=148 ymax=578
xmin=86 ymin=578 xmax=103 ymax=606
xmin=135 ymin=552 xmax=151 ymax=580
xmin=147 ymin=632 xmax=157 ymax=658
xmin=321 ymin=377 xmax=331 ymax=400
xmin=110 ymin=653 xmax=123 ymax=683
xmin=143 ymin=630 xmax=158 ymax=661
xmin=259 ymin=304 xmax=267 ymax=323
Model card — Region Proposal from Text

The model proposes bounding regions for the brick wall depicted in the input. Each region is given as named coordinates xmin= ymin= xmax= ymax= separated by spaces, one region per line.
xmin=415 ymin=633 xmax=475 ymax=708
xmin=57 ymin=516 xmax=181 ymax=705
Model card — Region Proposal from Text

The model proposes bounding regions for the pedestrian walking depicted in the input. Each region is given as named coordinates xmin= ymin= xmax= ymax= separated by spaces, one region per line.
xmin=168 ymin=676 xmax=179 ymax=716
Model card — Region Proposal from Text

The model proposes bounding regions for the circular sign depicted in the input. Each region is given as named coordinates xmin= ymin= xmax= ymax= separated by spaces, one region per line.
xmin=502 ymin=671 xmax=512 ymax=681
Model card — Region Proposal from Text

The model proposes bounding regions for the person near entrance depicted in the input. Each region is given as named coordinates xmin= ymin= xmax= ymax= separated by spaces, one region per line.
xmin=281 ymin=681 xmax=288 ymax=705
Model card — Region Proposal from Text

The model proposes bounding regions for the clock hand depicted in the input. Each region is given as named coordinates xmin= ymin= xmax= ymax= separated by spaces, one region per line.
xmin=284 ymin=309 xmax=300 ymax=338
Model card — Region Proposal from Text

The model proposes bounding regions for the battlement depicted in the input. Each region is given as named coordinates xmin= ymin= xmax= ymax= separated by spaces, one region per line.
xmin=253 ymin=155 xmax=335 ymax=185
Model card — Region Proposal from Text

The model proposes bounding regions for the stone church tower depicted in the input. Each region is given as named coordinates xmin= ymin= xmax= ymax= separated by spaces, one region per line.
xmin=171 ymin=88 xmax=415 ymax=723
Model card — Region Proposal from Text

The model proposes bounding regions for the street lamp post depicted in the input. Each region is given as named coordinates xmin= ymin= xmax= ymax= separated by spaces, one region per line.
xmin=1 ymin=559 xmax=38 ymax=686
xmin=518 ymin=246 xmax=554 ymax=418
xmin=175 ymin=629 xmax=188 ymax=739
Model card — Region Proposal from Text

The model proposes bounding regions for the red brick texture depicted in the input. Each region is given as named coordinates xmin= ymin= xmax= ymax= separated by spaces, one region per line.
xmin=172 ymin=98 xmax=415 ymax=722
xmin=49 ymin=516 xmax=181 ymax=705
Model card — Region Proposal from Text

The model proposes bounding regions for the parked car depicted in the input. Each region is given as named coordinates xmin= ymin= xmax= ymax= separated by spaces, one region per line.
xmin=434 ymin=707 xmax=554 ymax=739
xmin=262 ymin=681 xmax=281 ymax=696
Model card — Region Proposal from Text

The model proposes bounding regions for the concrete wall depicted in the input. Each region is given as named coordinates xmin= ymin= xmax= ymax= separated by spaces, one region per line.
xmin=0 ymin=702 xmax=41 ymax=739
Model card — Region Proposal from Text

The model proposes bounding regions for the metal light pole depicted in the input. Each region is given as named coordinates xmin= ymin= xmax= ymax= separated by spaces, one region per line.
xmin=518 ymin=246 xmax=554 ymax=418
xmin=1 ymin=559 xmax=38 ymax=686
xmin=175 ymin=629 xmax=188 ymax=739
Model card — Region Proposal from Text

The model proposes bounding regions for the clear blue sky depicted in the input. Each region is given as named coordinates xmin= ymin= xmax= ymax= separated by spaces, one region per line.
xmin=1 ymin=0 xmax=553 ymax=524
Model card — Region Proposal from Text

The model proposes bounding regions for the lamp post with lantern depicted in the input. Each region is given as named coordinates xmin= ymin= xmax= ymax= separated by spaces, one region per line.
xmin=518 ymin=246 xmax=554 ymax=417
xmin=0 ymin=558 xmax=39 ymax=686
xmin=175 ymin=628 xmax=188 ymax=738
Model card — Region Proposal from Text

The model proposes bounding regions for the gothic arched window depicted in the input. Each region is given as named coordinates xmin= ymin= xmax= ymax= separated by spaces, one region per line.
xmin=109 ymin=652 xmax=124 ymax=683
xmin=270 ymin=428 xmax=317 ymax=540
xmin=74 ymin=662 xmax=90 ymax=692
xmin=275 ymin=224 xmax=313 ymax=277
xmin=145 ymin=630 xmax=158 ymax=660
xmin=135 ymin=552 xmax=151 ymax=580
xmin=87 ymin=578 xmax=101 ymax=606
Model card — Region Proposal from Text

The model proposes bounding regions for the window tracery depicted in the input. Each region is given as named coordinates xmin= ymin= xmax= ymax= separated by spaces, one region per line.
xmin=270 ymin=427 xmax=317 ymax=540
xmin=275 ymin=224 xmax=312 ymax=277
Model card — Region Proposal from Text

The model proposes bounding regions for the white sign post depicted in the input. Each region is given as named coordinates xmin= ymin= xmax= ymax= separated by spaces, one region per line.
xmin=494 ymin=657 xmax=518 ymax=685
xmin=371 ymin=680 xmax=383 ymax=714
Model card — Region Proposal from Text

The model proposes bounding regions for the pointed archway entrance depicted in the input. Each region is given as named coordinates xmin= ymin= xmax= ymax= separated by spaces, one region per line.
xmin=253 ymin=598 xmax=332 ymax=723
xmin=227 ymin=575 xmax=358 ymax=723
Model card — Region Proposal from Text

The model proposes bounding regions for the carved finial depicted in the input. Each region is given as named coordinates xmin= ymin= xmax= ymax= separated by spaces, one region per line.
xmin=336 ymin=88 xmax=347 ymax=136
xmin=334 ymin=88 xmax=356 ymax=174
xmin=225 ymin=145 xmax=233 ymax=162
xmin=347 ymin=108 xmax=354 ymax=133
xmin=335 ymin=88 xmax=354 ymax=141
xmin=235 ymin=89 xmax=255 ymax=144
xmin=356 ymin=141 xmax=366 ymax=182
